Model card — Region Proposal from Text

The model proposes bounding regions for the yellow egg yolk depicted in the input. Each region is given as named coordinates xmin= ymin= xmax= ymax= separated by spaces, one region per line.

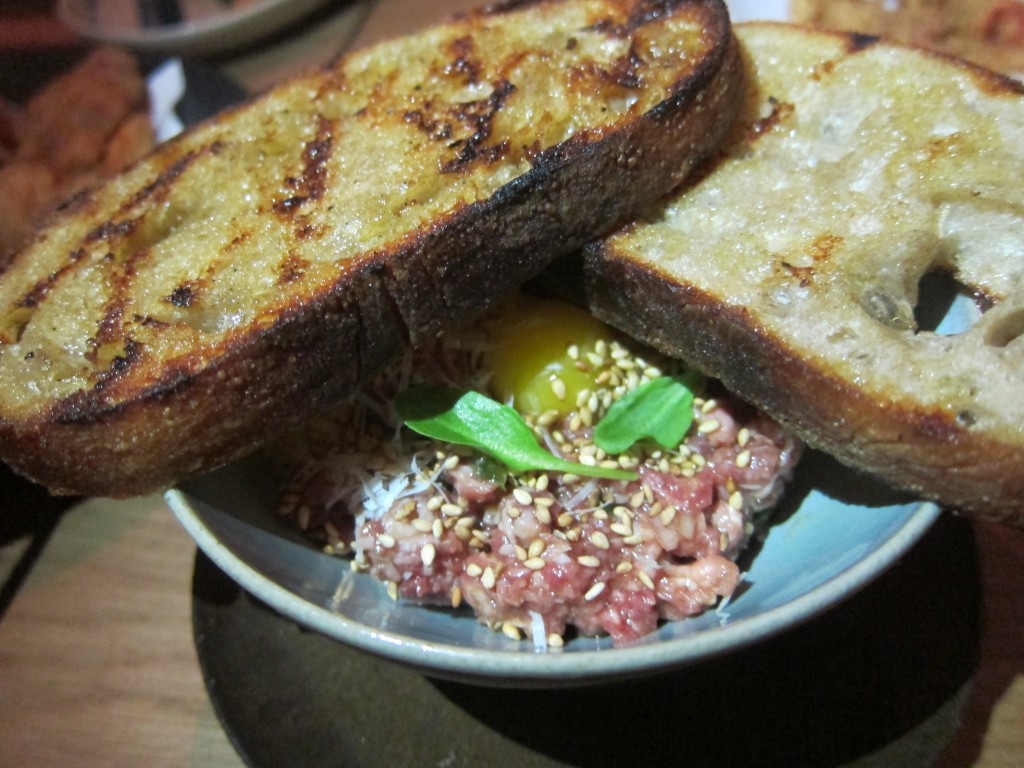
xmin=486 ymin=295 xmax=614 ymax=417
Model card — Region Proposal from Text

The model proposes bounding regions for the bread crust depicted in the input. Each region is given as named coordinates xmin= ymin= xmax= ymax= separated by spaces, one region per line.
xmin=574 ymin=23 xmax=1024 ymax=525
xmin=0 ymin=0 xmax=744 ymax=497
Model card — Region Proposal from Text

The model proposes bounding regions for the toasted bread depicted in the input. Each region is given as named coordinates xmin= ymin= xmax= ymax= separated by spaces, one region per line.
xmin=0 ymin=0 xmax=744 ymax=498
xmin=567 ymin=22 xmax=1024 ymax=524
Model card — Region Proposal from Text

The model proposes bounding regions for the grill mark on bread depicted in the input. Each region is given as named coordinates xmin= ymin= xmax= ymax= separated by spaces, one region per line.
xmin=445 ymin=35 xmax=482 ymax=85
xmin=274 ymin=115 xmax=334 ymax=215
xmin=14 ymin=142 xmax=223 ymax=325
xmin=439 ymin=80 xmax=516 ymax=173
xmin=16 ymin=248 xmax=87 ymax=311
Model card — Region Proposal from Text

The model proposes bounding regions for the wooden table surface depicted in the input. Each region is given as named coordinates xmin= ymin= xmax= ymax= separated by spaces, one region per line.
xmin=0 ymin=1 xmax=1022 ymax=766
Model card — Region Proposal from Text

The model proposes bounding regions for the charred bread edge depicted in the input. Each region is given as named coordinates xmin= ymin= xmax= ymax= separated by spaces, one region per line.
xmin=573 ymin=245 xmax=1024 ymax=526
xmin=0 ymin=0 xmax=745 ymax=497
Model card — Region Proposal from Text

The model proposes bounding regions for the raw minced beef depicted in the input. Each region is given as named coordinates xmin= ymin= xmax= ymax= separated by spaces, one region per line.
xmin=274 ymin=303 xmax=801 ymax=648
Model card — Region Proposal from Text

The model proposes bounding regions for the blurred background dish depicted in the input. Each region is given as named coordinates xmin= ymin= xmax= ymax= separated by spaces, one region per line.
xmin=56 ymin=0 xmax=343 ymax=57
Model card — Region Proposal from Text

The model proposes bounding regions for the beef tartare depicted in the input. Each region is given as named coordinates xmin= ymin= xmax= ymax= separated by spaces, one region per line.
xmin=273 ymin=294 xmax=801 ymax=648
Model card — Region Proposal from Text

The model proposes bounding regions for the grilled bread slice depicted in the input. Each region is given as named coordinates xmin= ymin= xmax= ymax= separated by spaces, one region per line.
xmin=569 ymin=22 xmax=1024 ymax=525
xmin=0 ymin=0 xmax=744 ymax=498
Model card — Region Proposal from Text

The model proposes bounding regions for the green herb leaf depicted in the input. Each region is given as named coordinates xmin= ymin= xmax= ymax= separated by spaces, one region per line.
xmin=593 ymin=375 xmax=696 ymax=454
xmin=397 ymin=386 xmax=636 ymax=481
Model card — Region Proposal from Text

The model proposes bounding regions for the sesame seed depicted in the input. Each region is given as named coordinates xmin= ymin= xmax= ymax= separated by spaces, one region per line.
xmin=378 ymin=533 xmax=396 ymax=548
xmin=567 ymin=344 xmax=580 ymax=360
xmin=442 ymin=454 xmax=460 ymax=470
xmin=396 ymin=500 xmax=417 ymax=519
xmin=577 ymin=555 xmax=601 ymax=568
xmin=466 ymin=563 xmax=483 ymax=577
xmin=386 ymin=581 xmax=399 ymax=601
xmin=513 ymin=487 xmax=533 ymax=505
xmin=637 ymin=571 xmax=655 ymax=590
xmin=591 ymin=531 xmax=610 ymax=550
xmin=615 ymin=561 xmax=633 ymax=574
xmin=528 ymin=539 xmax=546 ymax=558
xmin=736 ymin=450 xmax=751 ymax=468
xmin=569 ymin=414 xmax=583 ymax=431
xmin=535 ymin=495 xmax=555 ymax=507
xmin=660 ymin=506 xmax=678 ymax=525
xmin=482 ymin=566 xmax=496 ymax=589
xmin=610 ymin=522 xmax=633 ymax=537
xmin=576 ymin=388 xmax=591 ymax=409
xmin=584 ymin=582 xmax=606 ymax=601
xmin=698 ymin=419 xmax=721 ymax=434
xmin=536 ymin=474 xmax=550 ymax=492
xmin=551 ymin=377 xmax=567 ymax=401
xmin=537 ymin=410 xmax=559 ymax=428
xmin=556 ymin=512 xmax=574 ymax=528
xmin=412 ymin=518 xmax=433 ymax=533
xmin=432 ymin=519 xmax=444 ymax=538
xmin=440 ymin=502 xmax=463 ymax=517
xmin=535 ymin=505 xmax=552 ymax=525
xmin=502 ymin=623 xmax=522 ymax=640
xmin=515 ymin=545 xmax=528 ymax=561
xmin=622 ymin=534 xmax=643 ymax=546
xmin=720 ymin=531 xmax=731 ymax=551
xmin=421 ymin=543 xmax=436 ymax=567
xmin=451 ymin=586 xmax=462 ymax=608
xmin=547 ymin=633 xmax=564 ymax=648
xmin=701 ymin=398 xmax=718 ymax=414
xmin=524 ymin=557 xmax=546 ymax=570
xmin=728 ymin=490 xmax=744 ymax=510
xmin=738 ymin=427 xmax=751 ymax=447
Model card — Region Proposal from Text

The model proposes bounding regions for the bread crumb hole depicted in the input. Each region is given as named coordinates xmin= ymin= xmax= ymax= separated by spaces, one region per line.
xmin=914 ymin=269 xmax=980 ymax=337
xmin=984 ymin=307 xmax=1024 ymax=348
